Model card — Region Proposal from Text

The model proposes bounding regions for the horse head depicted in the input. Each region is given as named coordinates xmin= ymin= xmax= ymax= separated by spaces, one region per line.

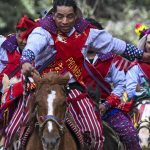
xmin=32 ymin=72 xmax=69 ymax=150
xmin=135 ymin=100 xmax=150 ymax=149
xmin=138 ymin=119 xmax=150 ymax=149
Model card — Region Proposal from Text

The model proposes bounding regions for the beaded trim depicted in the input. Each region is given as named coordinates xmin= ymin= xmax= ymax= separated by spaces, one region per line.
xmin=1 ymin=34 xmax=18 ymax=53
xmin=98 ymin=52 xmax=114 ymax=61
xmin=20 ymin=49 xmax=35 ymax=64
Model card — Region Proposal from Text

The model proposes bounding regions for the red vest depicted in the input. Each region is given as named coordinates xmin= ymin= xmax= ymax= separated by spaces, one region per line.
xmin=0 ymin=50 xmax=21 ymax=82
xmin=84 ymin=56 xmax=114 ymax=99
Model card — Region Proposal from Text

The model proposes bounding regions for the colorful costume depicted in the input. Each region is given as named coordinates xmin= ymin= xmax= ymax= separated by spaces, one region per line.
xmin=84 ymin=52 xmax=141 ymax=150
xmin=126 ymin=61 xmax=150 ymax=101
xmin=0 ymin=16 xmax=37 ymax=148
xmin=126 ymin=27 xmax=150 ymax=100
xmin=21 ymin=15 xmax=144 ymax=150
xmin=125 ymin=26 xmax=150 ymax=150
xmin=0 ymin=34 xmax=23 ymax=141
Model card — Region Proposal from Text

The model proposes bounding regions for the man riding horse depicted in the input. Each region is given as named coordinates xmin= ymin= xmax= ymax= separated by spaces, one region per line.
xmin=83 ymin=18 xmax=141 ymax=150
xmin=20 ymin=0 xmax=150 ymax=149
xmin=126 ymin=25 xmax=150 ymax=149
xmin=0 ymin=16 xmax=37 ymax=148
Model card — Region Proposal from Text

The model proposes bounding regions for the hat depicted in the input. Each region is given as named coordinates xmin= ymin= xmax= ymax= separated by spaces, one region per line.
xmin=135 ymin=23 xmax=149 ymax=39
xmin=16 ymin=15 xmax=38 ymax=40
xmin=135 ymin=23 xmax=150 ymax=50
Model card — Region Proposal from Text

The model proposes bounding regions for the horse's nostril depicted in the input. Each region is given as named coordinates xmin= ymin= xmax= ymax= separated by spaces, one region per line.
xmin=49 ymin=139 xmax=56 ymax=147
xmin=42 ymin=136 xmax=60 ymax=148
xmin=42 ymin=137 xmax=46 ymax=145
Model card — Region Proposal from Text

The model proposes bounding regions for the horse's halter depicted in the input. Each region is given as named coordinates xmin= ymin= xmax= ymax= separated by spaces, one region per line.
xmin=137 ymin=120 xmax=150 ymax=133
xmin=34 ymin=103 xmax=68 ymax=137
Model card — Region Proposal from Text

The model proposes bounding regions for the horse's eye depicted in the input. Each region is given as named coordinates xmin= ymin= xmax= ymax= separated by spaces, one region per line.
xmin=46 ymin=89 xmax=51 ymax=93
xmin=148 ymin=137 xmax=150 ymax=141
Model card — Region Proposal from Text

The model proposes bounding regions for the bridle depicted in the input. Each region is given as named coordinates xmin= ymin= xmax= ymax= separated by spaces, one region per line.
xmin=137 ymin=120 xmax=150 ymax=148
xmin=137 ymin=120 xmax=150 ymax=133
xmin=33 ymin=103 xmax=69 ymax=137
xmin=37 ymin=114 xmax=66 ymax=136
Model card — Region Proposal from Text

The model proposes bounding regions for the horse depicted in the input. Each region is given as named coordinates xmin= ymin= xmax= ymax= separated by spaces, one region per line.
xmin=25 ymin=72 xmax=82 ymax=150
xmin=131 ymin=99 xmax=150 ymax=149
xmin=87 ymin=86 xmax=125 ymax=150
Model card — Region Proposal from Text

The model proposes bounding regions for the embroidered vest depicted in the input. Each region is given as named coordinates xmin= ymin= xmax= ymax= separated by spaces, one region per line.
xmin=1 ymin=50 xmax=21 ymax=80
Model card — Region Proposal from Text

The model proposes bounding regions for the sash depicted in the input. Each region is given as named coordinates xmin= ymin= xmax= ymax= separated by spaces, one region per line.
xmin=1 ymin=51 xmax=21 ymax=76
xmin=50 ymin=27 xmax=114 ymax=94
xmin=51 ymin=29 xmax=90 ymax=86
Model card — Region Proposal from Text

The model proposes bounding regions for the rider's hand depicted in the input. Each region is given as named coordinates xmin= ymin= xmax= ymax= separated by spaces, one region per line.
xmin=22 ymin=62 xmax=33 ymax=76
xmin=99 ymin=104 xmax=107 ymax=113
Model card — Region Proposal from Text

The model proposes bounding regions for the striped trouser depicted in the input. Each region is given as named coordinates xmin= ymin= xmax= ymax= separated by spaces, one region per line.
xmin=67 ymin=89 xmax=104 ymax=150
xmin=4 ymin=97 xmax=30 ymax=148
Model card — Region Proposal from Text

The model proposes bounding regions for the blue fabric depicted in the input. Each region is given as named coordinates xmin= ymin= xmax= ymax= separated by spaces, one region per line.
xmin=102 ymin=108 xmax=120 ymax=119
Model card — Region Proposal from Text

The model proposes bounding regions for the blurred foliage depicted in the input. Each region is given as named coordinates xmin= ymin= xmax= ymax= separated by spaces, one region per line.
xmin=78 ymin=0 xmax=150 ymax=44
xmin=0 ymin=0 xmax=53 ymax=35
xmin=0 ymin=0 xmax=150 ymax=44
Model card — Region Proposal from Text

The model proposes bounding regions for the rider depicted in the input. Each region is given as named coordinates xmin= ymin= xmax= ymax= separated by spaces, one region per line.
xmin=0 ymin=15 xmax=37 ymax=148
xmin=84 ymin=18 xmax=141 ymax=150
xmin=125 ymin=24 xmax=150 ymax=149
xmin=126 ymin=25 xmax=150 ymax=104
xmin=21 ymin=0 xmax=150 ymax=149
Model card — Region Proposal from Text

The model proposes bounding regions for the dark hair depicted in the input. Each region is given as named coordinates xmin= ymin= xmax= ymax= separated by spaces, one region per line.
xmin=53 ymin=0 xmax=77 ymax=13
xmin=85 ymin=18 xmax=103 ymax=30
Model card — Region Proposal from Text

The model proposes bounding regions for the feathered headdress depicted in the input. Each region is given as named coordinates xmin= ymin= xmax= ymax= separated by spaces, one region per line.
xmin=135 ymin=23 xmax=150 ymax=50
xmin=135 ymin=23 xmax=149 ymax=39
xmin=16 ymin=15 xmax=38 ymax=40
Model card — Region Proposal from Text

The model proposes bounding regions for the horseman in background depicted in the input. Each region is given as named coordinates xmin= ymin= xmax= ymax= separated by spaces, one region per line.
xmin=0 ymin=16 xmax=37 ymax=148
xmin=126 ymin=24 xmax=150 ymax=100
xmin=84 ymin=18 xmax=141 ymax=150
xmin=126 ymin=24 xmax=150 ymax=148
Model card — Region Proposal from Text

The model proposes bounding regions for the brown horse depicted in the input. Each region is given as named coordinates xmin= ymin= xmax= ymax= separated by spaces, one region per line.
xmin=25 ymin=72 xmax=79 ymax=150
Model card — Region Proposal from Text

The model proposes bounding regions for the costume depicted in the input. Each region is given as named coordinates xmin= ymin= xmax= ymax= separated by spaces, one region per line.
xmin=0 ymin=16 xmax=37 ymax=148
xmin=126 ymin=61 xmax=150 ymax=100
xmin=83 ymin=53 xmax=141 ymax=150
xmin=0 ymin=34 xmax=24 ymax=144
xmin=20 ymin=15 xmax=144 ymax=150
xmin=126 ymin=27 xmax=150 ymax=100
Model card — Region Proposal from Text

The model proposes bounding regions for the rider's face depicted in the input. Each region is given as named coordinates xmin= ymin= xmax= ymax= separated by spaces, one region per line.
xmin=16 ymin=29 xmax=27 ymax=50
xmin=145 ymin=34 xmax=150 ymax=53
xmin=53 ymin=6 xmax=76 ymax=34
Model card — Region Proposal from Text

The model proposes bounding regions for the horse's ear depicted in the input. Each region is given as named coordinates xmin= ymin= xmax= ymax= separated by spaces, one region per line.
xmin=58 ymin=74 xmax=70 ymax=85
xmin=31 ymin=69 xmax=41 ymax=84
